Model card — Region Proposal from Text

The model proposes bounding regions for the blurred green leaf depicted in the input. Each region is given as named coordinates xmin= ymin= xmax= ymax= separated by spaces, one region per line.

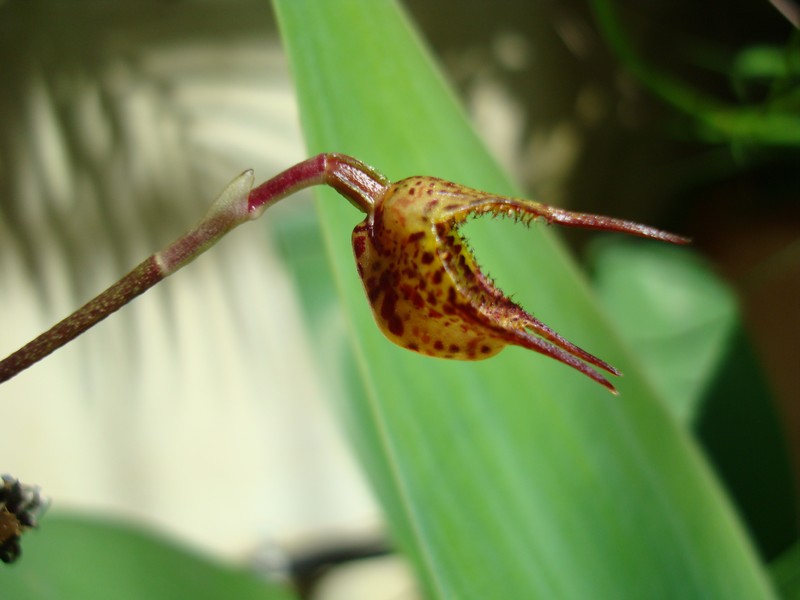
xmin=695 ymin=325 xmax=798 ymax=561
xmin=3 ymin=515 xmax=296 ymax=600
xmin=771 ymin=540 xmax=800 ymax=600
xmin=589 ymin=0 xmax=800 ymax=145
xmin=273 ymin=0 xmax=776 ymax=598
xmin=589 ymin=239 xmax=797 ymax=559
xmin=589 ymin=239 xmax=737 ymax=423
xmin=733 ymin=46 xmax=798 ymax=81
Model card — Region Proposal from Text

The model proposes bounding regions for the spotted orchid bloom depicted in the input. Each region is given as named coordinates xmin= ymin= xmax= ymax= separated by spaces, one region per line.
xmin=0 ymin=154 xmax=687 ymax=393
xmin=351 ymin=173 xmax=687 ymax=393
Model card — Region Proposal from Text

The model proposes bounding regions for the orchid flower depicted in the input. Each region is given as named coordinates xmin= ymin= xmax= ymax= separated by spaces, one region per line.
xmin=0 ymin=154 xmax=687 ymax=393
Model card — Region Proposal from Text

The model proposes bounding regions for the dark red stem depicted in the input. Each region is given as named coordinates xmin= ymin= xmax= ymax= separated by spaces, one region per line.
xmin=247 ymin=153 xmax=389 ymax=215
xmin=0 ymin=259 xmax=163 ymax=383
xmin=0 ymin=154 xmax=389 ymax=384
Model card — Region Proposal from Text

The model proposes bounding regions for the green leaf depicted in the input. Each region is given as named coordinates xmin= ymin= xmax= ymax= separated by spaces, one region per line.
xmin=589 ymin=239 xmax=738 ymax=424
xmin=733 ymin=46 xmax=797 ymax=81
xmin=3 ymin=515 xmax=296 ymax=600
xmin=272 ymin=1 xmax=776 ymax=598
xmin=771 ymin=540 xmax=800 ymax=600
xmin=589 ymin=239 xmax=797 ymax=558
xmin=588 ymin=0 xmax=800 ymax=146
xmin=695 ymin=325 xmax=799 ymax=560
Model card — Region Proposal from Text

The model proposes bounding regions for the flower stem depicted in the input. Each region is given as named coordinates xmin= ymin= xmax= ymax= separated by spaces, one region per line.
xmin=0 ymin=153 xmax=388 ymax=383
xmin=0 ymin=258 xmax=163 ymax=384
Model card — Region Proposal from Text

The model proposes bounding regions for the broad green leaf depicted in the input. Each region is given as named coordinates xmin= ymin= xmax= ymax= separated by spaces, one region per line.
xmin=589 ymin=239 xmax=738 ymax=424
xmin=272 ymin=1 xmax=775 ymax=599
xmin=589 ymin=240 xmax=797 ymax=558
xmin=3 ymin=515 xmax=297 ymax=600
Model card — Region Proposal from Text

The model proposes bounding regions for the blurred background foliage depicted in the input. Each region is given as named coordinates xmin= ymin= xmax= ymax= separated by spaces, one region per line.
xmin=0 ymin=0 xmax=798 ymax=598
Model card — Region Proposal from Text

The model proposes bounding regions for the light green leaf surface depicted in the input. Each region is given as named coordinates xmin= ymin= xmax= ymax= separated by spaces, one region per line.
xmin=3 ymin=515 xmax=296 ymax=600
xmin=273 ymin=1 xmax=775 ymax=598
xmin=589 ymin=239 xmax=738 ymax=424
xmin=590 ymin=240 xmax=797 ymax=559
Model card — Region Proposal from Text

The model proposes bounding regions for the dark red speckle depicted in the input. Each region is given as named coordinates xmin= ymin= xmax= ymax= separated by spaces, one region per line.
xmin=388 ymin=317 xmax=404 ymax=336
xmin=353 ymin=235 xmax=366 ymax=259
